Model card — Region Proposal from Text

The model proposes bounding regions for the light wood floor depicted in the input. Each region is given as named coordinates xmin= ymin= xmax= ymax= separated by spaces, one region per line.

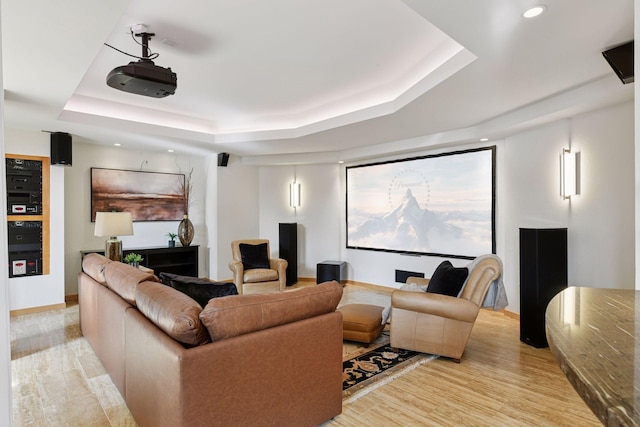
xmin=10 ymin=284 xmax=600 ymax=426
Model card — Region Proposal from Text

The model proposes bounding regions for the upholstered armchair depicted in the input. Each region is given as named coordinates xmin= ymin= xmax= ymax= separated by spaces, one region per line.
xmin=390 ymin=256 xmax=502 ymax=362
xmin=229 ymin=239 xmax=288 ymax=294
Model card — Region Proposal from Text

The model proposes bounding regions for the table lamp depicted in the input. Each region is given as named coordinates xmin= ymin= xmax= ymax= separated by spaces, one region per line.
xmin=94 ymin=212 xmax=134 ymax=261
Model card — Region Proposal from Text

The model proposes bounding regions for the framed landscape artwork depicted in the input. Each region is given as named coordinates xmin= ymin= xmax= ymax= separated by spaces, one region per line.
xmin=346 ymin=146 xmax=496 ymax=260
xmin=91 ymin=168 xmax=185 ymax=222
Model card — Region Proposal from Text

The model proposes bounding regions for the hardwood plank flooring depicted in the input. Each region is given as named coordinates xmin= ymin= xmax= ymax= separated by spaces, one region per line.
xmin=10 ymin=284 xmax=600 ymax=426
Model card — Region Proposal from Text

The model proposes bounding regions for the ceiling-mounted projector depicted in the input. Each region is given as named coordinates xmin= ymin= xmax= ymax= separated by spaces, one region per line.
xmin=107 ymin=60 xmax=177 ymax=98
xmin=106 ymin=30 xmax=177 ymax=98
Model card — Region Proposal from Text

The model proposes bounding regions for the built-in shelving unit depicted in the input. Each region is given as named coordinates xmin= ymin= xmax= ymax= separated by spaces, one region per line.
xmin=6 ymin=154 xmax=50 ymax=277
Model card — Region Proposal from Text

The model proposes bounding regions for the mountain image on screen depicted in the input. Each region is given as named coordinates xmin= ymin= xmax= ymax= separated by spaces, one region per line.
xmin=348 ymin=189 xmax=490 ymax=257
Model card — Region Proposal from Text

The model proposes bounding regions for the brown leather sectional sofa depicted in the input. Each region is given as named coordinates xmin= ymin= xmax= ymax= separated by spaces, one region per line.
xmin=78 ymin=253 xmax=344 ymax=427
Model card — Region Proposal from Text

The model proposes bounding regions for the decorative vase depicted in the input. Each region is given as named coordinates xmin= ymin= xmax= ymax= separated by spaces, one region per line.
xmin=178 ymin=214 xmax=194 ymax=246
xmin=168 ymin=240 xmax=176 ymax=248
xmin=128 ymin=261 xmax=139 ymax=268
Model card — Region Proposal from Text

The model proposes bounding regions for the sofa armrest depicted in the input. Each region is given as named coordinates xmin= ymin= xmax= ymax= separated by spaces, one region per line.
xmin=270 ymin=258 xmax=288 ymax=289
xmin=228 ymin=260 xmax=244 ymax=289
xmin=391 ymin=290 xmax=479 ymax=323
xmin=269 ymin=257 xmax=287 ymax=271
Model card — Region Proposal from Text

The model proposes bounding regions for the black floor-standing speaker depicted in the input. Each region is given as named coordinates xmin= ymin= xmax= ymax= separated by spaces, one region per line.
xmin=50 ymin=132 xmax=72 ymax=166
xmin=279 ymin=223 xmax=297 ymax=285
xmin=519 ymin=228 xmax=568 ymax=348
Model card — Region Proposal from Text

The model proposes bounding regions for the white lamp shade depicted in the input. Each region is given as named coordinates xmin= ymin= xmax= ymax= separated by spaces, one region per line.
xmin=94 ymin=212 xmax=134 ymax=237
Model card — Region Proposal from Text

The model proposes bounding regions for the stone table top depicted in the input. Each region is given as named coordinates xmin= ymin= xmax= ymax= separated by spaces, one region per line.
xmin=546 ymin=287 xmax=640 ymax=426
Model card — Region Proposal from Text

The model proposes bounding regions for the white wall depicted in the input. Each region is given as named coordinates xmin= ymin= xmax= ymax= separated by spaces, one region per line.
xmin=564 ymin=105 xmax=634 ymax=288
xmin=502 ymin=103 xmax=635 ymax=312
xmin=0 ymin=11 xmax=13 ymax=419
xmin=4 ymin=129 xmax=65 ymax=311
xmin=635 ymin=0 xmax=640 ymax=290
xmin=259 ymin=164 xmax=341 ymax=278
xmin=215 ymin=154 xmax=260 ymax=281
xmin=64 ymin=141 xmax=208 ymax=295
xmin=255 ymin=101 xmax=634 ymax=314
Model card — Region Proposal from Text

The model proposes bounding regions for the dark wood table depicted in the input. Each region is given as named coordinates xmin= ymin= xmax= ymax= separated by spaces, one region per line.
xmin=546 ymin=287 xmax=640 ymax=426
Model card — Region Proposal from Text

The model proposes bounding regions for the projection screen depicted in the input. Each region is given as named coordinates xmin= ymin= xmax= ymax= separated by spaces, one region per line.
xmin=346 ymin=146 xmax=495 ymax=259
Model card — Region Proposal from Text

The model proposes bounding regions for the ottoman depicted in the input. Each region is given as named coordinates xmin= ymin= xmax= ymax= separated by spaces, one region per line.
xmin=339 ymin=303 xmax=385 ymax=346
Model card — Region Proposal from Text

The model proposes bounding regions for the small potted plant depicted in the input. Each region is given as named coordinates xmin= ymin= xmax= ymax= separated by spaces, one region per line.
xmin=124 ymin=252 xmax=143 ymax=268
xmin=167 ymin=232 xmax=178 ymax=248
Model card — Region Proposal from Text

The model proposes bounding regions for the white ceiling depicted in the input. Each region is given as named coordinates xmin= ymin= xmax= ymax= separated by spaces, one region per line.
xmin=1 ymin=0 xmax=634 ymax=162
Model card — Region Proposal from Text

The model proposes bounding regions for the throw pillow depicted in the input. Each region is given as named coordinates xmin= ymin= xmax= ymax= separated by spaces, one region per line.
xmin=426 ymin=261 xmax=469 ymax=297
xmin=135 ymin=280 xmax=211 ymax=346
xmin=159 ymin=272 xmax=238 ymax=308
xmin=199 ymin=281 xmax=343 ymax=341
xmin=239 ymin=242 xmax=270 ymax=270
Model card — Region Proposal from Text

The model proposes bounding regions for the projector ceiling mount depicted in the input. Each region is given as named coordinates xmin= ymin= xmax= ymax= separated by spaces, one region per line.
xmin=106 ymin=25 xmax=177 ymax=98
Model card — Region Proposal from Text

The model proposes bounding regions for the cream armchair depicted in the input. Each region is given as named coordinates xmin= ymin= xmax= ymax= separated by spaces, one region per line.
xmin=390 ymin=256 xmax=502 ymax=362
xmin=229 ymin=239 xmax=288 ymax=294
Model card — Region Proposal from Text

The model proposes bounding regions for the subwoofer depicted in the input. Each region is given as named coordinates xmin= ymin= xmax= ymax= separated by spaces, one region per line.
xmin=51 ymin=132 xmax=72 ymax=166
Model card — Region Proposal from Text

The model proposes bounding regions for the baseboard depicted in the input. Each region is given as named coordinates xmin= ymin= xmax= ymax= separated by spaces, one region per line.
xmin=66 ymin=294 xmax=78 ymax=302
xmin=10 ymin=302 xmax=67 ymax=317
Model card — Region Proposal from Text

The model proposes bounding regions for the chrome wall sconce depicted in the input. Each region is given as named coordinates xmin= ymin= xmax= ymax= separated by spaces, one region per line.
xmin=290 ymin=181 xmax=300 ymax=208
xmin=561 ymin=149 xmax=579 ymax=200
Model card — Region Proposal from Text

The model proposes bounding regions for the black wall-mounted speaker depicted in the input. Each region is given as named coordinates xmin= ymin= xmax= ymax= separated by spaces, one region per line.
xmin=51 ymin=132 xmax=72 ymax=166
xmin=218 ymin=152 xmax=229 ymax=167
xmin=602 ymin=40 xmax=634 ymax=84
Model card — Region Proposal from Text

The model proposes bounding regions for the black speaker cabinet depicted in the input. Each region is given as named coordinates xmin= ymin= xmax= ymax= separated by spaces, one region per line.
xmin=602 ymin=40 xmax=634 ymax=84
xmin=317 ymin=261 xmax=346 ymax=284
xmin=279 ymin=222 xmax=297 ymax=285
xmin=51 ymin=132 xmax=72 ymax=166
xmin=217 ymin=152 xmax=229 ymax=167
xmin=519 ymin=228 xmax=568 ymax=348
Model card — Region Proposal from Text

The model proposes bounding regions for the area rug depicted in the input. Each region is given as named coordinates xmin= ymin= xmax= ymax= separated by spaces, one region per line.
xmin=342 ymin=339 xmax=437 ymax=404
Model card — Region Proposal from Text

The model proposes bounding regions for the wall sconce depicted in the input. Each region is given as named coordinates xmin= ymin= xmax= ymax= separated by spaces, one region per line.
xmin=290 ymin=181 xmax=301 ymax=208
xmin=561 ymin=149 xmax=579 ymax=199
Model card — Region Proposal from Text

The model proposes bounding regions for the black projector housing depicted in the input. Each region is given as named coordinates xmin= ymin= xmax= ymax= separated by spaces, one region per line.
xmin=107 ymin=60 xmax=177 ymax=98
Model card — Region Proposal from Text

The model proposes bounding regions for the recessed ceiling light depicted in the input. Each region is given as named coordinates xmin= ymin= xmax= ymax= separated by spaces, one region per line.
xmin=338 ymin=160 xmax=345 ymax=164
xmin=114 ymin=143 xmax=121 ymax=147
xmin=523 ymin=5 xmax=547 ymax=18
xmin=480 ymin=138 xmax=489 ymax=142
xmin=168 ymin=149 xmax=174 ymax=153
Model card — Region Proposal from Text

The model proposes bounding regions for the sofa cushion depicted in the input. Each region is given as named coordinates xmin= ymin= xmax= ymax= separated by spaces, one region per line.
xmin=426 ymin=261 xmax=469 ymax=297
xmin=103 ymin=261 xmax=159 ymax=306
xmin=82 ymin=253 xmax=112 ymax=284
xmin=243 ymin=268 xmax=279 ymax=283
xmin=239 ymin=242 xmax=270 ymax=270
xmin=200 ymin=280 xmax=343 ymax=341
xmin=135 ymin=280 xmax=211 ymax=346
xmin=159 ymin=272 xmax=238 ymax=307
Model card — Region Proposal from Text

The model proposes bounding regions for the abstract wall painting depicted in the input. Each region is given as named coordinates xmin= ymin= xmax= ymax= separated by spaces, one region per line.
xmin=91 ymin=168 xmax=185 ymax=222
